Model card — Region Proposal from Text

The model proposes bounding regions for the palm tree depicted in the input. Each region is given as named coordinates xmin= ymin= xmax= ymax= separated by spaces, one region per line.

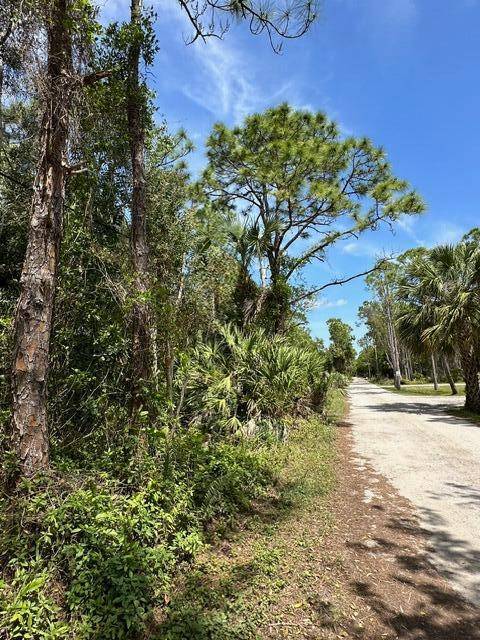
xmin=397 ymin=311 xmax=456 ymax=394
xmin=398 ymin=242 xmax=480 ymax=411
xmin=227 ymin=221 xmax=274 ymax=326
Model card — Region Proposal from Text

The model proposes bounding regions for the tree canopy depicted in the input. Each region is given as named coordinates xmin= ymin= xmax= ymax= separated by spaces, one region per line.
xmin=202 ymin=104 xmax=424 ymax=329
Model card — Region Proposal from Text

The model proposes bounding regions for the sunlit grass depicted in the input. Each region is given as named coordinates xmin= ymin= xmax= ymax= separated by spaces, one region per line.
xmin=382 ymin=383 xmax=465 ymax=397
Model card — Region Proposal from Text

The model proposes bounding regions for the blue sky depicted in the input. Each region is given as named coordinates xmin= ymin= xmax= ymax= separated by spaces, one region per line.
xmin=101 ymin=0 xmax=480 ymax=344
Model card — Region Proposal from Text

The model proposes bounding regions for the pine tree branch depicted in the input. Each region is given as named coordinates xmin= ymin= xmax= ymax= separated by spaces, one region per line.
xmin=292 ymin=260 xmax=389 ymax=304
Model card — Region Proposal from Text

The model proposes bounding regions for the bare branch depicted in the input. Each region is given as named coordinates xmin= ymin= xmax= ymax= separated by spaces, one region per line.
xmin=177 ymin=0 xmax=318 ymax=52
xmin=292 ymin=260 xmax=390 ymax=304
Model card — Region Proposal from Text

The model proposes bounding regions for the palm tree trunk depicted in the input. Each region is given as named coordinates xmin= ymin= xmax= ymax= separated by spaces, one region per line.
xmin=460 ymin=347 xmax=480 ymax=411
xmin=10 ymin=0 xmax=73 ymax=476
xmin=431 ymin=353 xmax=439 ymax=391
xmin=442 ymin=355 xmax=457 ymax=395
xmin=127 ymin=0 xmax=152 ymax=415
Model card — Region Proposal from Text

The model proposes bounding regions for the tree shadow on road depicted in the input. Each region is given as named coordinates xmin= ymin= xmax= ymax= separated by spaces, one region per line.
xmin=363 ymin=400 xmax=480 ymax=430
xmin=348 ymin=508 xmax=480 ymax=639
xmin=337 ymin=415 xmax=480 ymax=639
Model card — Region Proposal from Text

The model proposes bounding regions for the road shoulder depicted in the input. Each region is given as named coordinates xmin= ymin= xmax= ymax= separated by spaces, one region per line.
xmin=327 ymin=418 xmax=480 ymax=639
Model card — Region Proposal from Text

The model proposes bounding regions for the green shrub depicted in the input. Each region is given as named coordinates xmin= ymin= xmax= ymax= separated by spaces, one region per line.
xmin=176 ymin=324 xmax=326 ymax=436
xmin=0 ymin=325 xmax=329 ymax=639
xmin=0 ymin=569 xmax=69 ymax=640
xmin=0 ymin=428 xmax=274 ymax=639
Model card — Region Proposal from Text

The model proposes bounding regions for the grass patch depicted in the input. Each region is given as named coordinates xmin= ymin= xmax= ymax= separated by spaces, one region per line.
xmin=153 ymin=396 xmax=342 ymax=639
xmin=382 ymin=383 xmax=465 ymax=397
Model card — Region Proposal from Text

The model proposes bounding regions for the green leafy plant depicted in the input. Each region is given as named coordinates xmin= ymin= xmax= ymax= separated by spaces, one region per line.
xmin=176 ymin=324 xmax=327 ymax=437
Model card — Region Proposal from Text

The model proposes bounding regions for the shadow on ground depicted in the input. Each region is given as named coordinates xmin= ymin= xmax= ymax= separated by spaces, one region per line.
xmin=149 ymin=484 xmax=323 ymax=639
xmin=348 ymin=508 xmax=480 ymax=639
xmin=363 ymin=400 xmax=479 ymax=429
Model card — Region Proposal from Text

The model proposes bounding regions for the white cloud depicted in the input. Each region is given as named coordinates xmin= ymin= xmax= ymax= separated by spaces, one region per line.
xmin=181 ymin=37 xmax=293 ymax=123
xmin=315 ymin=297 xmax=348 ymax=309
xmin=396 ymin=214 xmax=415 ymax=233
xmin=430 ymin=222 xmax=466 ymax=246
xmin=396 ymin=214 xmax=423 ymax=244
xmin=342 ymin=241 xmax=382 ymax=258
xmin=182 ymin=39 xmax=256 ymax=123
xmin=395 ymin=216 xmax=468 ymax=249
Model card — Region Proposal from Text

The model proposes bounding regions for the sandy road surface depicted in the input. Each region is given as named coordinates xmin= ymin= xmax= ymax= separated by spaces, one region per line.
xmin=348 ymin=378 xmax=480 ymax=605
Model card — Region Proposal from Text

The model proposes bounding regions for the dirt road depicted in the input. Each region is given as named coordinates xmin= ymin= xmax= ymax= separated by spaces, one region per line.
xmin=348 ymin=378 xmax=480 ymax=606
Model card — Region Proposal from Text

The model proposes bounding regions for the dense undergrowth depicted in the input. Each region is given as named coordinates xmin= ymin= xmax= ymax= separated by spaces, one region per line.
xmin=0 ymin=327 xmax=346 ymax=640
xmin=0 ymin=431 xmax=273 ymax=639
xmin=0 ymin=407 xmax=339 ymax=640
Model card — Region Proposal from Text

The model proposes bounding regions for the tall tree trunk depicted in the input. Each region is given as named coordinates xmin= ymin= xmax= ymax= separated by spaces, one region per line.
xmin=408 ymin=353 xmax=414 ymax=380
xmin=268 ymin=263 xmax=288 ymax=334
xmin=151 ymin=324 xmax=159 ymax=391
xmin=442 ymin=355 xmax=457 ymax=395
xmin=127 ymin=0 xmax=152 ymax=415
xmin=164 ymin=340 xmax=173 ymax=404
xmin=431 ymin=353 xmax=439 ymax=391
xmin=385 ymin=301 xmax=401 ymax=389
xmin=10 ymin=0 xmax=72 ymax=476
xmin=404 ymin=351 xmax=413 ymax=381
xmin=253 ymin=256 xmax=268 ymax=320
xmin=374 ymin=343 xmax=380 ymax=377
xmin=0 ymin=63 xmax=4 ymax=136
xmin=460 ymin=346 xmax=480 ymax=412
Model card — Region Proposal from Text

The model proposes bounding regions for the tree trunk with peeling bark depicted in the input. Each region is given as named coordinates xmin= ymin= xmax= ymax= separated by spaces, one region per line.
xmin=385 ymin=298 xmax=402 ymax=390
xmin=127 ymin=0 xmax=153 ymax=415
xmin=10 ymin=0 xmax=73 ymax=477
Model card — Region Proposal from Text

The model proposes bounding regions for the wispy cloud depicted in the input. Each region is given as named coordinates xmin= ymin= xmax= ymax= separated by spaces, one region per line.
xmin=396 ymin=214 xmax=424 ymax=244
xmin=342 ymin=241 xmax=382 ymax=258
xmin=180 ymin=37 xmax=295 ymax=123
xmin=314 ymin=297 xmax=348 ymax=309
xmin=429 ymin=222 xmax=466 ymax=246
